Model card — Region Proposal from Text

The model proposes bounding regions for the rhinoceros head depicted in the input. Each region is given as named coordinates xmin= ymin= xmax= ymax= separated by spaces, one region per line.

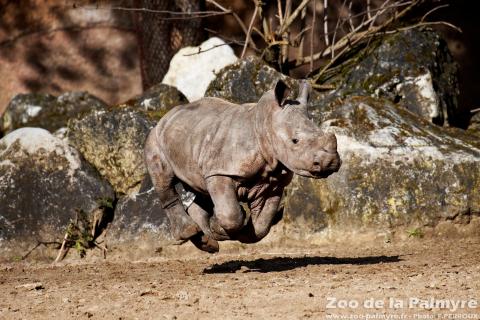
xmin=259 ymin=80 xmax=341 ymax=179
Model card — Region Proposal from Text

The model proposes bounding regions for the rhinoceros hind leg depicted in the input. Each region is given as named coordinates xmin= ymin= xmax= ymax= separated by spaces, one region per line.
xmin=144 ymin=132 xmax=200 ymax=241
xmin=189 ymin=233 xmax=219 ymax=253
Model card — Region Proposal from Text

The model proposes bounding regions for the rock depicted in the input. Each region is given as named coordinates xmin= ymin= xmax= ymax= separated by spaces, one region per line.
xmin=326 ymin=28 xmax=459 ymax=126
xmin=0 ymin=92 xmax=106 ymax=136
xmin=67 ymin=108 xmax=155 ymax=194
xmin=162 ymin=37 xmax=238 ymax=101
xmin=206 ymin=56 xmax=291 ymax=104
xmin=283 ymin=96 xmax=480 ymax=238
xmin=205 ymin=56 xmax=323 ymax=105
xmin=206 ymin=52 xmax=478 ymax=235
xmin=0 ymin=128 xmax=114 ymax=244
xmin=15 ymin=282 xmax=45 ymax=291
xmin=108 ymin=177 xmax=171 ymax=242
xmin=121 ymin=83 xmax=188 ymax=121
xmin=467 ymin=111 xmax=480 ymax=135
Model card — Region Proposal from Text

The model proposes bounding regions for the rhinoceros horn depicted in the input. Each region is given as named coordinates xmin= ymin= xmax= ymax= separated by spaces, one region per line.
xmin=297 ymin=80 xmax=311 ymax=115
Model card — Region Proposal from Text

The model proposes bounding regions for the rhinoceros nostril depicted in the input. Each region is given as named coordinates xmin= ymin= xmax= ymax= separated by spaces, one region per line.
xmin=313 ymin=161 xmax=320 ymax=166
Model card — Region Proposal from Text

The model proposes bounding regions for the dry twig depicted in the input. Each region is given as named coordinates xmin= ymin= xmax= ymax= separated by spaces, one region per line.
xmin=206 ymin=0 xmax=257 ymax=50
xmin=277 ymin=0 xmax=312 ymax=35
xmin=310 ymin=0 xmax=317 ymax=72
xmin=54 ymin=231 xmax=70 ymax=263
xmin=294 ymin=0 xmax=415 ymax=67
xmin=241 ymin=1 xmax=261 ymax=58
xmin=21 ymin=241 xmax=62 ymax=261
xmin=323 ymin=0 xmax=330 ymax=48
xmin=281 ymin=0 xmax=292 ymax=65
xmin=182 ymin=42 xmax=238 ymax=56
xmin=313 ymin=0 xmax=421 ymax=81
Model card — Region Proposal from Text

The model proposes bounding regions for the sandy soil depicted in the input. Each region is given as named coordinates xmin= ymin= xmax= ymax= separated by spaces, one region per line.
xmin=1 ymin=237 xmax=479 ymax=320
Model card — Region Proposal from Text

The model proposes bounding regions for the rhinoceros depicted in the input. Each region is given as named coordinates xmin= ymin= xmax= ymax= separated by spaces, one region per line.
xmin=144 ymin=80 xmax=341 ymax=253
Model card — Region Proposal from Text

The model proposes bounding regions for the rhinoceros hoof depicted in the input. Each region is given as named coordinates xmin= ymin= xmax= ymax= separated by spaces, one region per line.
xmin=190 ymin=233 xmax=219 ymax=253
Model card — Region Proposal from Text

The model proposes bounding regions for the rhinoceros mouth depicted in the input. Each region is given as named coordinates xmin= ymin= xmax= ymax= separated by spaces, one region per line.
xmin=296 ymin=169 xmax=337 ymax=179
xmin=311 ymin=171 xmax=332 ymax=178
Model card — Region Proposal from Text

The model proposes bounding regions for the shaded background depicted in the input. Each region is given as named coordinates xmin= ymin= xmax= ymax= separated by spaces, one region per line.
xmin=0 ymin=0 xmax=478 ymax=122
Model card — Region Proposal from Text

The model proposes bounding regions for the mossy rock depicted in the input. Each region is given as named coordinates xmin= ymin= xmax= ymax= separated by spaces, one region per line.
xmin=325 ymin=28 xmax=459 ymax=126
xmin=0 ymin=128 xmax=114 ymax=245
xmin=0 ymin=92 xmax=106 ymax=136
xmin=205 ymin=56 xmax=324 ymax=105
xmin=67 ymin=108 xmax=155 ymax=195
xmin=119 ymin=83 xmax=188 ymax=121
xmin=283 ymin=96 xmax=480 ymax=237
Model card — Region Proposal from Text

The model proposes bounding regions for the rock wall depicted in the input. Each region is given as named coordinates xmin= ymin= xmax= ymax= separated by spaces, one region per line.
xmin=1 ymin=29 xmax=479 ymax=260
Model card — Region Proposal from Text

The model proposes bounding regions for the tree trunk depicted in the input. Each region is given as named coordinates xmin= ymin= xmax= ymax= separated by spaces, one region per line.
xmin=135 ymin=0 xmax=205 ymax=90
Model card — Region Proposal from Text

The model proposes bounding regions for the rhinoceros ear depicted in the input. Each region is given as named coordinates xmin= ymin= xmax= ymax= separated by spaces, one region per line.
xmin=274 ymin=79 xmax=291 ymax=107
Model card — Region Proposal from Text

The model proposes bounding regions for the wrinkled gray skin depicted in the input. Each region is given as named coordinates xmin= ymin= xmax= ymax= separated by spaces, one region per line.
xmin=144 ymin=80 xmax=341 ymax=252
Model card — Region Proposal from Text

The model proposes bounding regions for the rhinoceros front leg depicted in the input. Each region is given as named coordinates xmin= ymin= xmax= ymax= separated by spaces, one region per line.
xmin=206 ymin=176 xmax=246 ymax=240
xmin=235 ymin=187 xmax=285 ymax=244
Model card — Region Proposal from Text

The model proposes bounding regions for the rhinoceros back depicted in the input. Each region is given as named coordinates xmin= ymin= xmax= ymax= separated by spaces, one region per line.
xmin=155 ymin=98 xmax=264 ymax=192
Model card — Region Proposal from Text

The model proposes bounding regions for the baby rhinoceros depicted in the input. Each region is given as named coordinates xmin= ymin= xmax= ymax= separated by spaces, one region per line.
xmin=144 ymin=80 xmax=341 ymax=253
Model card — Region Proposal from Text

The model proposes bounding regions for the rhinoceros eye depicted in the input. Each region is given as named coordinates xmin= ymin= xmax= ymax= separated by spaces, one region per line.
xmin=291 ymin=138 xmax=299 ymax=144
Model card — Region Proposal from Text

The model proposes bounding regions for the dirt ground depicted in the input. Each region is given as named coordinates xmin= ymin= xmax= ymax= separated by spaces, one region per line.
xmin=1 ymin=236 xmax=479 ymax=320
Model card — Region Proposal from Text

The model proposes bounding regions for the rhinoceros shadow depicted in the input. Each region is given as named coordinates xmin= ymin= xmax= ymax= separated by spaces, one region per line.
xmin=203 ymin=255 xmax=402 ymax=274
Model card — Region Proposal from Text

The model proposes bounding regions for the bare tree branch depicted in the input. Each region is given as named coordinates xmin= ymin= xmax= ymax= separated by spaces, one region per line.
xmin=204 ymin=27 xmax=255 ymax=49
xmin=206 ymin=0 xmax=257 ymax=50
xmin=82 ymin=5 xmax=230 ymax=20
xmin=312 ymin=0 xmax=421 ymax=81
xmin=21 ymin=241 xmax=62 ymax=261
xmin=381 ymin=21 xmax=462 ymax=34
xmin=323 ymin=0 xmax=330 ymax=48
xmin=277 ymin=0 xmax=284 ymax=25
xmin=281 ymin=0 xmax=292 ymax=66
xmin=310 ymin=0 xmax=317 ymax=72
xmin=421 ymin=4 xmax=449 ymax=22
xmin=277 ymin=0 xmax=312 ymax=35
xmin=182 ymin=42 xmax=239 ymax=56
xmin=297 ymin=2 xmax=309 ymax=58
xmin=241 ymin=1 xmax=260 ymax=58
xmin=331 ymin=0 xmax=347 ymax=60
xmin=295 ymin=0 xmax=415 ymax=67
xmin=253 ymin=26 xmax=268 ymax=42
xmin=348 ymin=1 xmax=355 ymax=31
xmin=367 ymin=0 xmax=372 ymax=20
xmin=369 ymin=0 xmax=391 ymax=29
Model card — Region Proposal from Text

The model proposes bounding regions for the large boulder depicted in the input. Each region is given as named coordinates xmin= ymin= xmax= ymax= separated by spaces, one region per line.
xmin=120 ymin=83 xmax=188 ymax=121
xmin=67 ymin=108 xmax=155 ymax=195
xmin=325 ymin=28 xmax=459 ymax=126
xmin=205 ymin=56 xmax=323 ymax=104
xmin=0 ymin=92 xmax=106 ymax=136
xmin=162 ymin=37 xmax=238 ymax=101
xmin=187 ymin=43 xmax=477 ymax=237
xmin=0 ymin=128 xmax=114 ymax=246
xmin=108 ymin=177 xmax=171 ymax=242
xmin=205 ymin=56 xmax=293 ymax=104
xmin=283 ymin=96 xmax=480 ymax=238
